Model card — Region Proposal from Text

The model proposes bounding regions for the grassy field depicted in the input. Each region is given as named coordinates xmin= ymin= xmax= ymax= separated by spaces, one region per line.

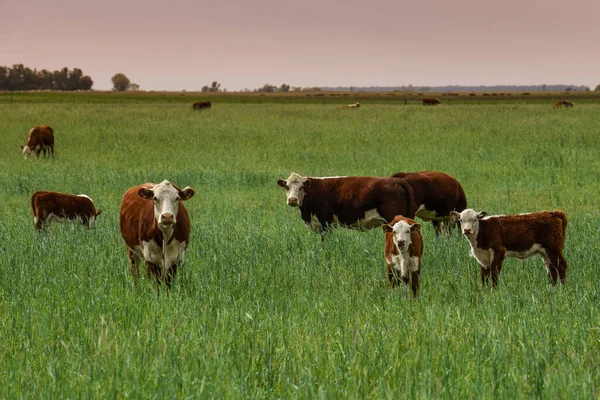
xmin=1 ymin=97 xmax=599 ymax=398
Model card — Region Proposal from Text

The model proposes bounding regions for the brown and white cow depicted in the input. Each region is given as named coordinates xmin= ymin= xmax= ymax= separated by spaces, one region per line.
xmin=347 ymin=102 xmax=361 ymax=108
xmin=31 ymin=191 xmax=102 ymax=230
xmin=192 ymin=101 xmax=212 ymax=110
xmin=391 ymin=171 xmax=467 ymax=235
xmin=450 ymin=209 xmax=568 ymax=288
xmin=277 ymin=173 xmax=414 ymax=234
xmin=119 ymin=180 xmax=195 ymax=287
xmin=553 ymin=100 xmax=574 ymax=108
xmin=422 ymin=98 xmax=441 ymax=106
xmin=21 ymin=125 xmax=55 ymax=159
xmin=382 ymin=215 xmax=423 ymax=297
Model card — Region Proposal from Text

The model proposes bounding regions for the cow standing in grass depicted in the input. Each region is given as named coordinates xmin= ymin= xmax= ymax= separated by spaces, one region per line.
xmin=451 ymin=209 xmax=568 ymax=288
xmin=31 ymin=191 xmax=102 ymax=230
xmin=21 ymin=125 xmax=54 ymax=159
xmin=193 ymin=101 xmax=211 ymax=110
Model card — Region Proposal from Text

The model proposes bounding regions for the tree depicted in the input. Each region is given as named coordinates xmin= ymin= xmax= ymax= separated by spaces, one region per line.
xmin=128 ymin=82 xmax=140 ymax=91
xmin=594 ymin=84 xmax=600 ymax=92
xmin=112 ymin=73 xmax=130 ymax=92
xmin=201 ymin=81 xmax=221 ymax=92
xmin=279 ymin=83 xmax=290 ymax=92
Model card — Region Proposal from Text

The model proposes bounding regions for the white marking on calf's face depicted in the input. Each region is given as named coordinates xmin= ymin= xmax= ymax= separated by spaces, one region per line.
xmin=138 ymin=180 xmax=195 ymax=232
xmin=390 ymin=220 xmax=416 ymax=251
xmin=454 ymin=209 xmax=486 ymax=237
xmin=278 ymin=173 xmax=307 ymax=207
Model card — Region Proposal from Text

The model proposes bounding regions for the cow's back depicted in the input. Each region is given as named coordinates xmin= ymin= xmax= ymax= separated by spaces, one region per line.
xmin=392 ymin=171 xmax=466 ymax=213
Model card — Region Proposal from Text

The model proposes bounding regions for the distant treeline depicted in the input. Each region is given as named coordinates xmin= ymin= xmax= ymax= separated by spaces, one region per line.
xmin=0 ymin=64 xmax=94 ymax=91
xmin=323 ymin=84 xmax=591 ymax=93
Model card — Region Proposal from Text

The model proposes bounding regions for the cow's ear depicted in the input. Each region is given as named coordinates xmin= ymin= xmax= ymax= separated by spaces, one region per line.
xmin=277 ymin=179 xmax=287 ymax=188
xmin=382 ymin=224 xmax=393 ymax=233
xmin=302 ymin=177 xmax=310 ymax=187
xmin=477 ymin=211 xmax=487 ymax=219
xmin=450 ymin=211 xmax=460 ymax=221
xmin=410 ymin=223 xmax=421 ymax=232
xmin=20 ymin=146 xmax=24 ymax=150
xmin=179 ymin=187 xmax=195 ymax=201
xmin=138 ymin=187 xmax=154 ymax=199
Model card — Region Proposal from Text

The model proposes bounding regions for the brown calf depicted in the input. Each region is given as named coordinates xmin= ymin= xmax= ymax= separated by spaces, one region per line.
xmin=31 ymin=191 xmax=102 ymax=230
xmin=382 ymin=215 xmax=423 ymax=297
xmin=192 ymin=101 xmax=212 ymax=110
xmin=451 ymin=209 xmax=568 ymax=288
xmin=21 ymin=125 xmax=55 ymax=159
xmin=422 ymin=98 xmax=441 ymax=106
xmin=553 ymin=100 xmax=574 ymax=108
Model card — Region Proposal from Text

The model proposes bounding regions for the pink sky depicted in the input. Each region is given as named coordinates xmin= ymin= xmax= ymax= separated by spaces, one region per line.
xmin=3 ymin=0 xmax=599 ymax=91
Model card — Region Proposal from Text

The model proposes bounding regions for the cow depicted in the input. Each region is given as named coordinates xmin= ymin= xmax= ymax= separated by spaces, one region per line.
xmin=382 ymin=215 xmax=423 ymax=297
xmin=119 ymin=180 xmax=195 ymax=288
xmin=347 ymin=102 xmax=361 ymax=108
xmin=276 ymin=173 xmax=414 ymax=235
xmin=450 ymin=209 xmax=568 ymax=288
xmin=192 ymin=101 xmax=211 ymax=110
xmin=31 ymin=191 xmax=102 ymax=230
xmin=391 ymin=171 xmax=467 ymax=235
xmin=21 ymin=125 xmax=54 ymax=159
xmin=422 ymin=98 xmax=441 ymax=106
xmin=553 ymin=100 xmax=574 ymax=108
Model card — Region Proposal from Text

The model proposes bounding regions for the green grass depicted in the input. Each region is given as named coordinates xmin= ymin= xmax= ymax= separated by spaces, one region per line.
xmin=1 ymin=99 xmax=599 ymax=398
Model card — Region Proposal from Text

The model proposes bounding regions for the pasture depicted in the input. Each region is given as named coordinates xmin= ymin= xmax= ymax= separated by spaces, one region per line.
xmin=1 ymin=97 xmax=599 ymax=398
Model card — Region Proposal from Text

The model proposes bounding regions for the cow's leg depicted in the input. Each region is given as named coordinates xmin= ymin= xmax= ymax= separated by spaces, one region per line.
xmin=410 ymin=270 xmax=419 ymax=298
xmin=387 ymin=266 xmax=401 ymax=288
xmin=557 ymin=252 xmax=568 ymax=284
xmin=128 ymin=248 xmax=142 ymax=283
xmin=166 ymin=263 xmax=179 ymax=289
xmin=490 ymin=250 xmax=505 ymax=288
xmin=50 ymin=145 xmax=54 ymax=157
xmin=544 ymin=250 xmax=567 ymax=285
xmin=34 ymin=213 xmax=45 ymax=230
xmin=480 ymin=266 xmax=491 ymax=286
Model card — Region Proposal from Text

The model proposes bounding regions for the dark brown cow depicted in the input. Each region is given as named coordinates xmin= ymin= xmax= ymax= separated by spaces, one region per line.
xmin=277 ymin=173 xmax=414 ymax=234
xmin=192 ymin=101 xmax=212 ymax=110
xmin=21 ymin=125 xmax=54 ymax=159
xmin=120 ymin=180 xmax=195 ymax=287
xmin=31 ymin=191 xmax=102 ymax=230
xmin=451 ymin=209 xmax=568 ymax=288
xmin=391 ymin=171 xmax=467 ymax=234
xmin=553 ymin=100 xmax=574 ymax=108
xmin=422 ymin=98 xmax=441 ymax=106
xmin=382 ymin=215 xmax=423 ymax=297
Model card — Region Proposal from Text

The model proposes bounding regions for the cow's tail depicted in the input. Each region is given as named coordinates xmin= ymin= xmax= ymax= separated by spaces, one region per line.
xmin=397 ymin=178 xmax=414 ymax=219
xmin=551 ymin=210 xmax=568 ymax=238
xmin=31 ymin=192 xmax=38 ymax=216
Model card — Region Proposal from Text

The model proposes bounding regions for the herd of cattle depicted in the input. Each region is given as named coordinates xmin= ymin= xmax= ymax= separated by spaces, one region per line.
xmin=20 ymin=124 xmax=569 ymax=295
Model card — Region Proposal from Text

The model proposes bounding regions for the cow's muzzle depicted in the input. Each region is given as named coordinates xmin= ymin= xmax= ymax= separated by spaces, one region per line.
xmin=287 ymin=198 xmax=299 ymax=207
xmin=462 ymin=228 xmax=472 ymax=235
xmin=160 ymin=213 xmax=175 ymax=225
xmin=397 ymin=240 xmax=406 ymax=250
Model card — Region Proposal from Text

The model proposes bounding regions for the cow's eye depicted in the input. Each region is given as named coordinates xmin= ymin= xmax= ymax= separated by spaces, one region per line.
xmin=152 ymin=196 xmax=158 ymax=202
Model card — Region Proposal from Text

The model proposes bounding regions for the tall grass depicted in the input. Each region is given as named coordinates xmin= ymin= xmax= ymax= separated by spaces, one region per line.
xmin=1 ymin=101 xmax=599 ymax=398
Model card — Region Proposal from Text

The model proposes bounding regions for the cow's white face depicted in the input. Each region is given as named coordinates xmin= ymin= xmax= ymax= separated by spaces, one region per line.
xmin=451 ymin=209 xmax=486 ymax=237
xmin=22 ymin=145 xmax=32 ymax=159
xmin=277 ymin=173 xmax=308 ymax=207
xmin=138 ymin=180 xmax=195 ymax=231
xmin=383 ymin=220 xmax=420 ymax=251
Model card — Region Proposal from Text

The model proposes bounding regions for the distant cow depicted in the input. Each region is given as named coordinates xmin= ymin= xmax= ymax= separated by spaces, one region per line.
xmin=192 ymin=101 xmax=211 ymax=110
xmin=120 ymin=180 xmax=195 ymax=288
xmin=422 ymin=98 xmax=441 ymax=106
xmin=277 ymin=173 xmax=414 ymax=235
xmin=347 ymin=102 xmax=361 ymax=108
xmin=391 ymin=171 xmax=467 ymax=234
xmin=451 ymin=209 xmax=568 ymax=288
xmin=382 ymin=215 xmax=423 ymax=297
xmin=21 ymin=125 xmax=54 ymax=159
xmin=553 ymin=100 xmax=574 ymax=108
xmin=31 ymin=191 xmax=102 ymax=230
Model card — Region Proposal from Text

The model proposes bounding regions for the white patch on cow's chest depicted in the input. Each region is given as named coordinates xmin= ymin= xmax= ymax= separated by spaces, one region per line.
xmin=140 ymin=239 xmax=187 ymax=271
xmin=415 ymin=204 xmax=439 ymax=221
xmin=468 ymin=239 xmax=494 ymax=269
xmin=390 ymin=253 xmax=420 ymax=278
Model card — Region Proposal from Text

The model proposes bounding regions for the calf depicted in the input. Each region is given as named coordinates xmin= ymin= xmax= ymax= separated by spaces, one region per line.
xmin=192 ymin=101 xmax=211 ymax=110
xmin=277 ymin=173 xmax=414 ymax=235
xmin=21 ymin=125 xmax=55 ymax=159
xmin=391 ymin=171 xmax=467 ymax=235
xmin=553 ymin=100 xmax=574 ymax=108
xmin=451 ymin=209 xmax=568 ymax=288
xmin=382 ymin=215 xmax=423 ymax=297
xmin=347 ymin=102 xmax=361 ymax=108
xmin=120 ymin=180 xmax=195 ymax=288
xmin=422 ymin=98 xmax=441 ymax=106
xmin=31 ymin=191 xmax=102 ymax=230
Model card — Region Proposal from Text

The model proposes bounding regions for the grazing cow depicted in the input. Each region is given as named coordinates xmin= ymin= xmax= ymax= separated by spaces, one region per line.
xmin=450 ymin=209 xmax=568 ymax=288
xmin=422 ymin=98 xmax=441 ymax=106
xmin=192 ymin=101 xmax=211 ymax=110
xmin=21 ymin=125 xmax=54 ymax=159
xmin=553 ymin=100 xmax=574 ymax=108
xmin=277 ymin=173 xmax=414 ymax=235
xmin=391 ymin=171 xmax=467 ymax=235
xmin=120 ymin=180 xmax=195 ymax=288
xmin=382 ymin=215 xmax=423 ymax=297
xmin=31 ymin=191 xmax=102 ymax=230
xmin=347 ymin=102 xmax=361 ymax=108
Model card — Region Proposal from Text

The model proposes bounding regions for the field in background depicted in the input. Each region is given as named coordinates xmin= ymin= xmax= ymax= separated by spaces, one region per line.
xmin=1 ymin=97 xmax=599 ymax=398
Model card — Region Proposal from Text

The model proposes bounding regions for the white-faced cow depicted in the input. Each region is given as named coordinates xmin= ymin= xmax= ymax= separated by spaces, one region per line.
xmin=31 ymin=191 xmax=102 ymax=230
xmin=347 ymin=102 xmax=361 ymax=108
xmin=391 ymin=171 xmax=467 ymax=235
xmin=21 ymin=125 xmax=55 ymax=159
xmin=277 ymin=173 xmax=414 ymax=235
xmin=382 ymin=215 xmax=423 ymax=297
xmin=119 ymin=180 xmax=195 ymax=288
xmin=451 ymin=209 xmax=568 ymax=288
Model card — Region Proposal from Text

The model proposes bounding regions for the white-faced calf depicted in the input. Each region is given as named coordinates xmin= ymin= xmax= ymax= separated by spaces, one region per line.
xmin=451 ymin=209 xmax=568 ymax=288
xmin=382 ymin=215 xmax=423 ymax=297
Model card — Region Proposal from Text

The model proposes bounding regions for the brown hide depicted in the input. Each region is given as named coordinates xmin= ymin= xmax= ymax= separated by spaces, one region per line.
xmin=31 ymin=191 xmax=101 ymax=229
xmin=192 ymin=101 xmax=211 ymax=110
xmin=23 ymin=125 xmax=54 ymax=157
